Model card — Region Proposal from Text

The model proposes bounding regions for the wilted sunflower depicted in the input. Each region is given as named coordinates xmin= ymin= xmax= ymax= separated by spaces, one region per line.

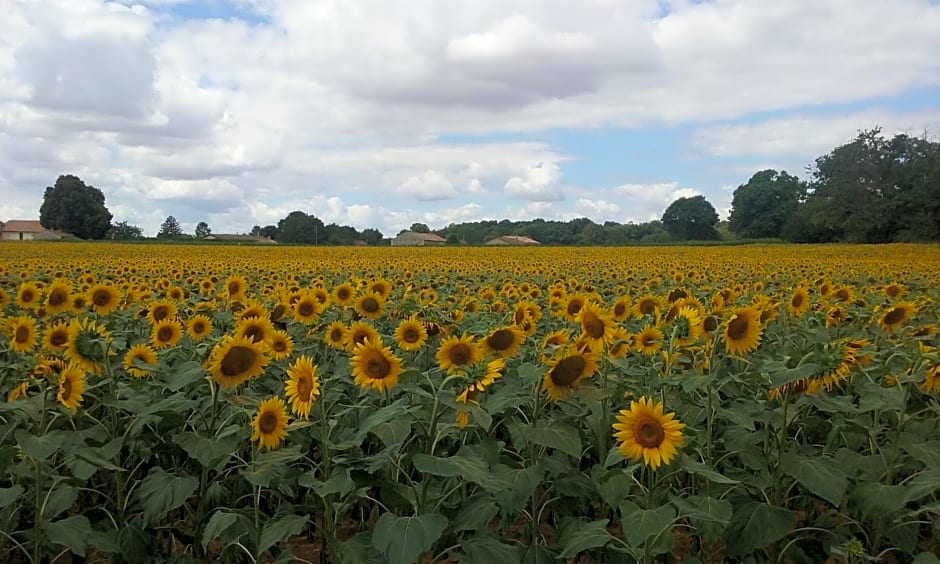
xmin=787 ymin=286 xmax=811 ymax=317
xmin=147 ymin=299 xmax=178 ymax=324
xmin=269 ymin=330 xmax=294 ymax=360
xmin=292 ymin=291 xmax=322 ymax=324
xmin=482 ymin=325 xmax=525 ymax=359
xmin=151 ymin=319 xmax=183 ymax=349
xmin=65 ymin=318 xmax=110 ymax=374
xmin=44 ymin=279 xmax=73 ymax=315
xmin=394 ymin=315 xmax=428 ymax=352
xmin=825 ymin=305 xmax=847 ymax=328
xmin=57 ymin=364 xmax=86 ymax=412
xmin=345 ymin=321 xmax=380 ymax=351
xmin=7 ymin=380 xmax=29 ymax=402
xmin=324 ymin=321 xmax=348 ymax=350
xmin=354 ymin=293 xmax=386 ymax=320
xmin=542 ymin=346 xmax=598 ymax=401
xmin=88 ymin=283 xmax=121 ymax=316
xmin=123 ymin=343 xmax=158 ymax=378
xmin=7 ymin=315 xmax=39 ymax=354
xmin=578 ymin=302 xmax=615 ymax=346
xmin=634 ymin=325 xmax=664 ymax=356
xmin=208 ymin=335 xmax=270 ymax=390
xmin=16 ymin=281 xmax=42 ymax=311
xmin=723 ymin=306 xmax=762 ymax=356
xmin=251 ymin=397 xmax=289 ymax=450
xmin=235 ymin=316 xmax=275 ymax=346
xmin=350 ymin=339 xmax=404 ymax=392
xmin=186 ymin=314 xmax=213 ymax=341
xmin=612 ymin=396 xmax=685 ymax=470
xmin=284 ymin=355 xmax=321 ymax=418
xmin=878 ymin=301 xmax=917 ymax=333
xmin=436 ymin=334 xmax=483 ymax=375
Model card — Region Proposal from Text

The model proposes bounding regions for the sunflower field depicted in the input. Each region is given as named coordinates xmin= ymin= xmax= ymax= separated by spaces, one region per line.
xmin=1 ymin=242 xmax=939 ymax=564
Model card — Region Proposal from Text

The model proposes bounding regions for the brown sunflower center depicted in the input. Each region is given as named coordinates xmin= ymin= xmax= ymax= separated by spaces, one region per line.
xmin=220 ymin=346 xmax=256 ymax=377
xmin=642 ymin=334 xmax=657 ymax=347
xmin=14 ymin=326 xmax=30 ymax=343
xmin=366 ymin=354 xmax=391 ymax=379
xmin=582 ymin=313 xmax=605 ymax=339
xmin=273 ymin=339 xmax=288 ymax=353
xmin=50 ymin=330 xmax=68 ymax=347
xmin=566 ymin=300 xmax=583 ymax=317
xmin=550 ymin=356 xmax=586 ymax=386
xmin=883 ymin=307 xmax=907 ymax=325
xmin=638 ymin=299 xmax=657 ymax=315
xmin=448 ymin=343 xmax=472 ymax=365
xmin=92 ymin=289 xmax=112 ymax=306
xmin=228 ymin=282 xmax=241 ymax=295
xmin=157 ymin=326 xmax=175 ymax=342
xmin=361 ymin=297 xmax=380 ymax=313
xmin=296 ymin=374 xmax=313 ymax=399
xmin=270 ymin=304 xmax=287 ymax=320
xmin=258 ymin=411 xmax=278 ymax=434
xmin=634 ymin=416 xmax=665 ymax=448
xmin=192 ymin=321 xmax=206 ymax=334
xmin=791 ymin=293 xmax=804 ymax=308
xmin=21 ymin=290 xmax=35 ymax=303
xmin=403 ymin=327 xmax=420 ymax=343
xmin=487 ymin=329 xmax=514 ymax=351
xmin=886 ymin=285 xmax=901 ymax=298
xmin=613 ymin=303 xmax=627 ymax=317
xmin=352 ymin=331 xmax=369 ymax=346
xmin=48 ymin=288 xmax=68 ymax=306
xmin=727 ymin=316 xmax=750 ymax=340
xmin=61 ymin=377 xmax=72 ymax=400
xmin=243 ymin=325 xmax=264 ymax=343
xmin=152 ymin=305 xmax=170 ymax=322
xmin=337 ymin=288 xmax=351 ymax=301
xmin=330 ymin=328 xmax=344 ymax=342
xmin=704 ymin=316 xmax=719 ymax=332
xmin=833 ymin=289 xmax=850 ymax=301
xmin=297 ymin=301 xmax=315 ymax=317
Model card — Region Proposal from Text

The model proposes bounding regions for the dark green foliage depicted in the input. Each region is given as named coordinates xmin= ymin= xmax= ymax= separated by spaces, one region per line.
xmin=194 ymin=221 xmax=211 ymax=239
xmin=729 ymin=170 xmax=806 ymax=238
xmin=39 ymin=175 xmax=113 ymax=239
xmin=107 ymin=221 xmax=144 ymax=240
xmin=409 ymin=222 xmax=431 ymax=233
xmin=661 ymin=195 xmax=720 ymax=240
xmin=276 ymin=211 xmax=325 ymax=244
xmin=157 ymin=216 xmax=183 ymax=239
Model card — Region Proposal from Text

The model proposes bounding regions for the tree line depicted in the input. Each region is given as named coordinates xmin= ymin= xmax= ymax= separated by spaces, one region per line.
xmin=34 ymin=128 xmax=939 ymax=245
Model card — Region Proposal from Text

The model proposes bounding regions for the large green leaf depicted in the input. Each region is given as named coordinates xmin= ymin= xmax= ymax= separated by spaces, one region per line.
xmin=903 ymin=470 xmax=940 ymax=503
xmin=0 ymin=485 xmax=24 ymax=509
xmin=412 ymin=453 xmax=507 ymax=492
xmin=679 ymin=455 xmax=739 ymax=484
xmin=462 ymin=537 xmax=521 ymax=563
xmin=43 ymin=483 xmax=78 ymax=520
xmin=526 ymin=422 xmax=582 ymax=458
xmin=137 ymin=467 xmax=199 ymax=526
xmin=15 ymin=429 xmax=69 ymax=460
xmin=299 ymin=467 xmax=355 ymax=499
xmin=371 ymin=512 xmax=448 ymax=564
xmin=353 ymin=401 xmax=413 ymax=444
xmin=851 ymin=483 xmax=907 ymax=517
xmin=202 ymin=510 xmax=239 ymax=551
xmin=780 ymin=453 xmax=848 ymax=506
xmin=671 ymin=495 xmax=732 ymax=543
xmin=259 ymin=515 xmax=308 ymax=555
xmin=162 ymin=361 xmax=206 ymax=391
xmin=173 ymin=431 xmax=239 ymax=468
xmin=494 ymin=464 xmax=544 ymax=513
xmin=45 ymin=515 xmax=92 ymax=556
xmin=618 ymin=502 xmax=676 ymax=547
xmin=726 ymin=502 xmax=795 ymax=556
xmin=556 ymin=518 xmax=612 ymax=558
xmin=453 ymin=495 xmax=499 ymax=532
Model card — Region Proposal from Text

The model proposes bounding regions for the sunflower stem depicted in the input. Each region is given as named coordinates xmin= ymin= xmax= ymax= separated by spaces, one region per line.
xmin=33 ymin=387 xmax=48 ymax=564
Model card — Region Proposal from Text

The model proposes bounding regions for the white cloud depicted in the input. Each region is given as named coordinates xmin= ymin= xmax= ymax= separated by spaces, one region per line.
xmin=504 ymin=161 xmax=564 ymax=201
xmin=395 ymin=169 xmax=457 ymax=201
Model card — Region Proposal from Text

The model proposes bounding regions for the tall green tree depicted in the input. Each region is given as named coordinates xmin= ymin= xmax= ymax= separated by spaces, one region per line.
xmin=39 ymin=174 xmax=113 ymax=239
xmin=277 ymin=211 xmax=324 ymax=244
xmin=195 ymin=221 xmax=211 ymax=239
xmin=729 ymin=170 xmax=805 ymax=238
xmin=157 ymin=216 xmax=183 ymax=239
xmin=107 ymin=220 xmax=144 ymax=240
xmin=409 ymin=222 xmax=430 ymax=233
xmin=661 ymin=195 xmax=720 ymax=240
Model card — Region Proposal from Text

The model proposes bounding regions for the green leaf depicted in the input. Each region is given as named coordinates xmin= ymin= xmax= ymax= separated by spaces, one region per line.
xmin=43 ymin=483 xmax=78 ymax=520
xmin=259 ymin=515 xmax=308 ymax=555
xmin=780 ymin=453 xmax=848 ymax=506
xmin=679 ymin=455 xmax=739 ymax=484
xmin=726 ymin=502 xmax=795 ymax=556
xmin=370 ymin=417 xmax=412 ymax=447
xmin=0 ymin=485 xmax=24 ymax=509
xmin=461 ymin=536 xmax=521 ymax=564
xmin=671 ymin=496 xmax=732 ymax=543
xmin=163 ymin=361 xmax=206 ymax=391
xmin=412 ymin=453 xmax=507 ymax=492
xmin=137 ymin=467 xmax=199 ymax=526
xmin=15 ymin=429 xmax=68 ymax=460
xmin=557 ymin=518 xmax=612 ymax=558
xmin=299 ymin=467 xmax=355 ymax=499
xmin=913 ymin=553 xmax=940 ymax=564
xmin=595 ymin=469 xmax=634 ymax=509
xmin=202 ymin=510 xmax=238 ymax=551
xmin=453 ymin=495 xmax=499 ymax=532
xmin=354 ymin=401 xmax=413 ymax=444
xmin=173 ymin=431 xmax=239 ymax=468
xmin=857 ymin=380 xmax=905 ymax=413
xmin=852 ymin=483 xmax=907 ymax=517
xmin=618 ymin=502 xmax=676 ymax=547
xmin=904 ymin=470 xmax=940 ymax=503
xmin=526 ymin=422 xmax=582 ymax=458
xmin=371 ymin=512 xmax=448 ymax=564
xmin=45 ymin=515 xmax=92 ymax=556
xmin=769 ymin=363 xmax=818 ymax=388
xmin=494 ymin=464 xmax=544 ymax=513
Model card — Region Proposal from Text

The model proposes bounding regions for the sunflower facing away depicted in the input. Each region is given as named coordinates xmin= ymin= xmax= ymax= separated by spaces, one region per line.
xmin=57 ymin=364 xmax=86 ymax=412
xmin=613 ymin=396 xmax=685 ymax=470
xmin=124 ymin=343 xmax=158 ymax=378
xmin=65 ymin=317 xmax=111 ymax=374
xmin=723 ymin=306 xmax=763 ymax=356
xmin=7 ymin=315 xmax=39 ymax=354
xmin=436 ymin=334 xmax=483 ymax=375
xmin=670 ymin=306 xmax=704 ymax=348
xmin=542 ymin=346 xmax=599 ymax=402
xmin=284 ymin=355 xmax=321 ymax=418
xmin=482 ymin=325 xmax=525 ymax=359
xmin=394 ymin=315 xmax=428 ymax=352
xmin=251 ymin=396 xmax=289 ymax=450
xmin=878 ymin=301 xmax=917 ymax=333
xmin=350 ymin=339 xmax=404 ymax=392
xmin=208 ymin=335 xmax=270 ymax=390
xmin=455 ymin=358 xmax=505 ymax=428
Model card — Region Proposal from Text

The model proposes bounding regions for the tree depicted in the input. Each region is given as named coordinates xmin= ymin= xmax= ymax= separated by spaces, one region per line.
xmin=107 ymin=221 xmax=144 ymax=240
xmin=360 ymin=228 xmax=384 ymax=246
xmin=277 ymin=211 xmax=324 ymax=244
xmin=661 ymin=195 xmax=720 ymax=240
xmin=195 ymin=221 xmax=211 ymax=239
xmin=39 ymin=174 xmax=113 ymax=239
xmin=410 ymin=222 xmax=430 ymax=233
xmin=729 ymin=170 xmax=806 ymax=239
xmin=157 ymin=216 xmax=183 ymax=239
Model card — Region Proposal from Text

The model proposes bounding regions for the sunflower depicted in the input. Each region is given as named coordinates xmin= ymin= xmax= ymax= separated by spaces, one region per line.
xmin=634 ymin=325 xmax=664 ymax=356
xmin=670 ymin=306 xmax=703 ymax=348
xmin=456 ymin=358 xmax=504 ymax=428
xmin=324 ymin=321 xmax=348 ymax=350
xmin=354 ymin=293 xmax=386 ymax=320
xmin=723 ymin=306 xmax=762 ymax=356
xmin=539 ymin=329 xmax=571 ymax=362
xmin=878 ymin=301 xmax=917 ymax=333
xmin=787 ymin=286 xmax=811 ymax=317
xmin=825 ymin=305 xmax=847 ymax=327
xmin=151 ymin=319 xmax=183 ymax=349
xmin=345 ymin=321 xmax=380 ymax=351
xmin=223 ymin=275 xmax=249 ymax=302
xmin=394 ymin=315 xmax=428 ymax=352
xmin=633 ymin=294 xmax=662 ymax=319
xmin=7 ymin=380 xmax=29 ymax=402
xmin=236 ymin=298 xmax=268 ymax=321
xmin=455 ymin=386 xmax=482 ymax=429
xmin=251 ymin=396 xmax=289 ymax=450
xmin=124 ymin=343 xmax=158 ymax=378
xmin=561 ymin=294 xmax=587 ymax=321
xmin=16 ymin=281 xmax=42 ymax=311
xmin=542 ymin=346 xmax=599 ymax=401
xmin=65 ymin=318 xmax=110 ymax=374
xmin=44 ymin=279 xmax=73 ymax=315
xmin=0 ymin=287 xmax=8 ymax=310
xmin=292 ymin=291 xmax=322 ymax=324
xmin=147 ymin=299 xmax=178 ymax=325
xmin=57 ymin=364 xmax=86 ymax=412
xmin=284 ymin=355 xmax=321 ymax=418
xmin=269 ymin=330 xmax=294 ymax=360
xmin=186 ymin=315 xmax=213 ymax=341
xmin=332 ymin=283 xmax=356 ymax=306
xmin=7 ymin=315 xmax=39 ymax=354
xmin=88 ymin=283 xmax=121 ymax=316
xmin=207 ymin=335 xmax=270 ymax=390
xmin=235 ymin=316 xmax=275 ymax=346
xmin=608 ymin=326 xmax=631 ymax=358
xmin=482 ymin=325 xmax=525 ymax=359
xmin=436 ymin=334 xmax=483 ymax=375
xmin=350 ymin=339 xmax=404 ymax=392
xmin=882 ymin=283 xmax=906 ymax=299
xmin=922 ymin=364 xmax=940 ymax=393
xmin=577 ymin=301 xmax=615 ymax=347
xmin=610 ymin=296 xmax=631 ymax=322
xmin=367 ymin=278 xmax=392 ymax=299
xmin=612 ymin=396 xmax=685 ymax=470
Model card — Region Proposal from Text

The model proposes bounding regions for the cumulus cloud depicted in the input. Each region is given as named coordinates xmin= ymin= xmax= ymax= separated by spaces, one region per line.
xmin=504 ymin=161 xmax=564 ymax=201
xmin=395 ymin=169 xmax=457 ymax=201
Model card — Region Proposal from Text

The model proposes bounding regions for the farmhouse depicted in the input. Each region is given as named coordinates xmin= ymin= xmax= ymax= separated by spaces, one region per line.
xmin=391 ymin=231 xmax=446 ymax=246
xmin=0 ymin=219 xmax=72 ymax=241
xmin=485 ymin=235 xmax=540 ymax=246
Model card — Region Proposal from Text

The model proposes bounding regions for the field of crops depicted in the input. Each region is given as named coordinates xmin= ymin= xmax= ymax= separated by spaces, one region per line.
xmin=1 ymin=242 xmax=939 ymax=564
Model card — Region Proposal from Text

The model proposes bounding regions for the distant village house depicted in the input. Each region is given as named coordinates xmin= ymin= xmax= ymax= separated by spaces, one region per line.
xmin=0 ymin=219 xmax=73 ymax=241
xmin=485 ymin=235 xmax=540 ymax=246
xmin=391 ymin=231 xmax=447 ymax=246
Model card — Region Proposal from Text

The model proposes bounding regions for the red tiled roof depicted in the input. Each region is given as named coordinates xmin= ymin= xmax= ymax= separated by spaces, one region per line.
xmin=1 ymin=220 xmax=44 ymax=233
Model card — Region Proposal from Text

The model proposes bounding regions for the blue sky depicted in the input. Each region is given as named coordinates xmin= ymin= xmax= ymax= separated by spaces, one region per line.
xmin=1 ymin=0 xmax=939 ymax=235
